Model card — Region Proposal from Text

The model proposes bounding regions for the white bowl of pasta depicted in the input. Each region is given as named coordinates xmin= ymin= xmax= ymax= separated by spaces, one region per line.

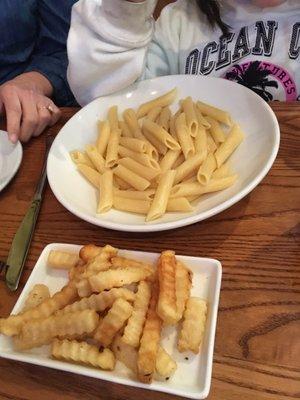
xmin=47 ymin=75 xmax=280 ymax=232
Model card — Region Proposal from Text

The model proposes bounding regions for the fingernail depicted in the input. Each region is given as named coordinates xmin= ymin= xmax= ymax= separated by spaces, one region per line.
xmin=9 ymin=133 xmax=18 ymax=143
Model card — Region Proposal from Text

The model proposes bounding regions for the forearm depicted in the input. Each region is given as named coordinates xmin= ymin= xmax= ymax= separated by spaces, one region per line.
xmin=67 ymin=0 xmax=157 ymax=105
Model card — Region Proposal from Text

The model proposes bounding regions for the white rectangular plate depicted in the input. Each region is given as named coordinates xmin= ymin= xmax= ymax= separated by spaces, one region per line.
xmin=0 ymin=243 xmax=222 ymax=399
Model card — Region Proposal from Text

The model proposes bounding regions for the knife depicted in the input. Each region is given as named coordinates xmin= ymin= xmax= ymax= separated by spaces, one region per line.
xmin=5 ymin=135 xmax=54 ymax=291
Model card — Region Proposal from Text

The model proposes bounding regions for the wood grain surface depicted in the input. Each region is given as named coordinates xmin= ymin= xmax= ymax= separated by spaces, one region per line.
xmin=0 ymin=103 xmax=299 ymax=400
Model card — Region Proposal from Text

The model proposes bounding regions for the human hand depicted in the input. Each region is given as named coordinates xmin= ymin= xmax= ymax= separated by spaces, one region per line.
xmin=0 ymin=72 xmax=61 ymax=143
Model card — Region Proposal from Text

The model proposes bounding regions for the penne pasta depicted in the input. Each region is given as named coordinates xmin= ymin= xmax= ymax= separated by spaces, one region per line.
xmin=182 ymin=173 xmax=197 ymax=184
xmin=97 ymin=120 xmax=110 ymax=156
xmin=196 ymin=100 xmax=232 ymax=126
xmin=197 ymin=153 xmax=217 ymax=185
xmin=97 ymin=169 xmax=113 ymax=213
xmin=186 ymin=195 xmax=201 ymax=202
xmin=181 ymin=97 xmax=198 ymax=137
xmin=113 ymin=189 xmax=155 ymax=201
xmin=146 ymin=170 xmax=176 ymax=222
xmin=175 ymin=113 xmax=195 ymax=159
xmin=119 ymin=137 xmax=147 ymax=153
xmin=206 ymin=116 xmax=226 ymax=144
xmin=159 ymin=150 xmax=181 ymax=174
xmin=147 ymin=106 xmax=162 ymax=122
xmin=214 ymin=124 xmax=244 ymax=168
xmin=137 ymin=88 xmax=178 ymax=119
xmin=170 ymin=175 xmax=238 ymax=198
xmin=122 ymin=111 xmax=159 ymax=159
xmin=166 ymin=197 xmax=193 ymax=212
xmin=119 ymin=146 xmax=159 ymax=169
xmin=172 ymin=153 xmax=185 ymax=169
xmin=113 ymin=164 xmax=150 ymax=191
xmin=85 ymin=144 xmax=106 ymax=173
xmin=145 ymin=143 xmax=159 ymax=161
xmin=143 ymin=119 xmax=180 ymax=151
xmin=70 ymin=150 xmax=94 ymax=168
xmin=195 ymin=105 xmax=211 ymax=129
xmin=212 ymin=162 xmax=231 ymax=179
xmin=194 ymin=126 xmax=208 ymax=154
xmin=174 ymin=152 xmax=206 ymax=185
xmin=158 ymin=106 xmax=171 ymax=131
xmin=113 ymin=197 xmax=150 ymax=215
xmin=107 ymin=105 xmax=119 ymax=131
xmin=77 ymin=164 xmax=101 ymax=188
xmin=207 ymin=132 xmax=217 ymax=153
xmin=142 ymin=127 xmax=168 ymax=155
xmin=106 ymin=128 xmax=120 ymax=168
xmin=114 ymin=175 xmax=132 ymax=190
xmin=118 ymin=158 xmax=160 ymax=181
xmin=169 ymin=114 xmax=177 ymax=138
xmin=119 ymin=121 xmax=132 ymax=138
xmin=71 ymin=93 xmax=242 ymax=222
xmin=123 ymin=108 xmax=144 ymax=140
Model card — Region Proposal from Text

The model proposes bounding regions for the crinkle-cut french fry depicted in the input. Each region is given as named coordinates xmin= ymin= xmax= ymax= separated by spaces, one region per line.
xmin=111 ymin=256 xmax=155 ymax=282
xmin=89 ymin=267 xmax=152 ymax=293
xmin=58 ymin=288 xmax=135 ymax=315
xmin=47 ymin=250 xmax=79 ymax=270
xmin=86 ymin=260 xmax=111 ymax=274
xmin=94 ymin=298 xmax=133 ymax=347
xmin=75 ymin=277 xmax=94 ymax=298
xmin=51 ymin=339 xmax=115 ymax=370
xmin=57 ymin=317 xmax=102 ymax=342
xmin=174 ymin=261 xmax=193 ymax=322
xmin=112 ymin=334 xmax=138 ymax=374
xmin=178 ymin=297 xmax=207 ymax=354
xmin=0 ymin=283 xmax=77 ymax=336
xmin=156 ymin=346 xmax=177 ymax=378
xmin=85 ymin=245 xmax=117 ymax=274
xmin=122 ymin=281 xmax=151 ymax=347
xmin=14 ymin=309 xmax=99 ymax=351
xmin=137 ymin=282 xmax=162 ymax=383
xmin=157 ymin=251 xmax=178 ymax=325
xmin=79 ymin=244 xmax=103 ymax=263
xmin=56 ymin=332 xmax=92 ymax=341
xmin=111 ymin=256 xmax=154 ymax=273
xmin=68 ymin=260 xmax=86 ymax=282
xmin=22 ymin=284 xmax=50 ymax=312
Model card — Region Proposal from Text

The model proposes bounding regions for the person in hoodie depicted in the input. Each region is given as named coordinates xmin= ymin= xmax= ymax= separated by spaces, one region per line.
xmin=68 ymin=0 xmax=299 ymax=106
xmin=0 ymin=0 xmax=77 ymax=143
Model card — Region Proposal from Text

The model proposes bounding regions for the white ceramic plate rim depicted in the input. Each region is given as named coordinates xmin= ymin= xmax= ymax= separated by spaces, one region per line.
xmin=47 ymin=76 xmax=280 ymax=232
xmin=0 ymin=131 xmax=23 ymax=192
xmin=0 ymin=243 xmax=222 ymax=399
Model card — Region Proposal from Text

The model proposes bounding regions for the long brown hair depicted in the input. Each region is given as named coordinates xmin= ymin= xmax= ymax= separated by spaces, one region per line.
xmin=196 ymin=0 xmax=230 ymax=35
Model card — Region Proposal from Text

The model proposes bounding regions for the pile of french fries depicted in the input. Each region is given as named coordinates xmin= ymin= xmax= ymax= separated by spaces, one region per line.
xmin=0 ymin=245 xmax=207 ymax=383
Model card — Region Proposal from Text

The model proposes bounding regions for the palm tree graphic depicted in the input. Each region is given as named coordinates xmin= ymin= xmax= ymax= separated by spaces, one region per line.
xmin=225 ymin=61 xmax=279 ymax=101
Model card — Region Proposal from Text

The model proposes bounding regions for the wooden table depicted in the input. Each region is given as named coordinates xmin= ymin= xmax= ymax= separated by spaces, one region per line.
xmin=0 ymin=103 xmax=299 ymax=400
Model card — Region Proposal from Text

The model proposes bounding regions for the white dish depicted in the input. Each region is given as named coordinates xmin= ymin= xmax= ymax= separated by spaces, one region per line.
xmin=0 ymin=243 xmax=222 ymax=399
xmin=47 ymin=75 xmax=280 ymax=232
xmin=0 ymin=130 xmax=23 ymax=192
